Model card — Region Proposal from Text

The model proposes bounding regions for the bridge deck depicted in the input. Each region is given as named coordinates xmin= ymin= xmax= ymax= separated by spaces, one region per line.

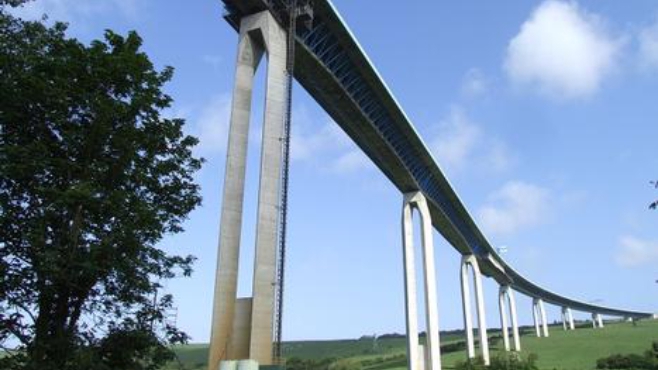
xmin=220 ymin=0 xmax=652 ymax=318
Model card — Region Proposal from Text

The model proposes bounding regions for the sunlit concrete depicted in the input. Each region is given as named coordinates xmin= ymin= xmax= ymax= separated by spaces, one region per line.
xmin=461 ymin=255 xmax=490 ymax=365
xmin=209 ymin=10 xmax=287 ymax=369
xmin=499 ymin=285 xmax=521 ymax=352
xmin=532 ymin=298 xmax=549 ymax=337
xmin=402 ymin=192 xmax=442 ymax=370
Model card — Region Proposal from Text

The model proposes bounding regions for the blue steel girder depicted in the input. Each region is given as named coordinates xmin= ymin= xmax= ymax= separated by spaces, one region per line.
xmin=220 ymin=0 xmax=654 ymax=319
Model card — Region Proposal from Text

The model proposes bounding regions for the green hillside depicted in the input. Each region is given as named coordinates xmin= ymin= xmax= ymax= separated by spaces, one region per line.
xmin=170 ymin=319 xmax=657 ymax=370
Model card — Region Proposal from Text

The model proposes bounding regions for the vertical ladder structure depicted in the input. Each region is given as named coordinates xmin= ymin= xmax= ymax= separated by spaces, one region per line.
xmin=272 ymin=0 xmax=297 ymax=363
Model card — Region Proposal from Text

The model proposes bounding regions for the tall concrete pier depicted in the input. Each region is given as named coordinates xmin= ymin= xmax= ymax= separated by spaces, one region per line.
xmin=208 ymin=10 xmax=287 ymax=369
xmin=401 ymin=192 xmax=442 ymax=370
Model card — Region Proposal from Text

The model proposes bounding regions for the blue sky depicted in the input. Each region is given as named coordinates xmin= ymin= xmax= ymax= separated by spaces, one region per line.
xmin=12 ymin=0 xmax=658 ymax=343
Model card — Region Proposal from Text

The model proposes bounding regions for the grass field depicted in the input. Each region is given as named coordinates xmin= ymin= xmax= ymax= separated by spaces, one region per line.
xmin=170 ymin=319 xmax=658 ymax=370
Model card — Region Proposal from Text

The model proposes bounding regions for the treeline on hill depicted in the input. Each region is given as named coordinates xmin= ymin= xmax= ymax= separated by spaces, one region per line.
xmin=597 ymin=342 xmax=658 ymax=370
xmin=376 ymin=326 xmax=535 ymax=340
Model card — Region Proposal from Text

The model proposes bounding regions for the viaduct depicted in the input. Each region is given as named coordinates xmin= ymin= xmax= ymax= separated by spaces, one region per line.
xmin=207 ymin=1 xmax=654 ymax=369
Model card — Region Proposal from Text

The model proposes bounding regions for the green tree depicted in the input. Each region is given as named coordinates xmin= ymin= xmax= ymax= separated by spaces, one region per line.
xmin=0 ymin=5 xmax=202 ymax=370
xmin=0 ymin=0 xmax=31 ymax=7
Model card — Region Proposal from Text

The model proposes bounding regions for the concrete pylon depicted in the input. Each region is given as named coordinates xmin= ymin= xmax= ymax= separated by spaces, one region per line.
xmin=566 ymin=307 xmax=575 ymax=330
xmin=208 ymin=10 xmax=288 ymax=370
xmin=498 ymin=287 xmax=510 ymax=352
xmin=593 ymin=313 xmax=604 ymax=328
xmin=402 ymin=191 xmax=442 ymax=370
xmin=539 ymin=299 xmax=549 ymax=337
xmin=460 ymin=255 xmax=490 ymax=365
xmin=532 ymin=298 xmax=548 ymax=337
xmin=532 ymin=299 xmax=541 ymax=337
xmin=460 ymin=260 xmax=475 ymax=359
xmin=499 ymin=286 xmax=521 ymax=352
xmin=561 ymin=307 xmax=568 ymax=331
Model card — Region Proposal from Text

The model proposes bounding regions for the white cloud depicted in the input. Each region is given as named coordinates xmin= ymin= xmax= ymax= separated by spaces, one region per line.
xmin=639 ymin=18 xmax=658 ymax=70
xmin=431 ymin=107 xmax=481 ymax=171
xmin=504 ymin=0 xmax=621 ymax=99
xmin=615 ymin=236 xmax=658 ymax=267
xmin=202 ymin=55 xmax=224 ymax=71
xmin=192 ymin=94 xmax=232 ymax=155
xmin=478 ymin=181 xmax=550 ymax=236
xmin=487 ymin=140 xmax=513 ymax=173
xmin=11 ymin=0 xmax=142 ymax=23
xmin=461 ymin=68 xmax=488 ymax=98
xmin=430 ymin=106 xmax=513 ymax=174
xmin=291 ymin=119 xmax=350 ymax=162
xmin=331 ymin=150 xmax=371 ymax=174
xmin=289 ymin=107 xmax=373 ymax=175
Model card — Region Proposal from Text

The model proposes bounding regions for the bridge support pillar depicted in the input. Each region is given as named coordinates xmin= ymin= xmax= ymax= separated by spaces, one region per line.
xmin=461 ymin=255 xmax=490 ymax=365
xmin=532 ymin=300 xmax=540 ymax=337
xmin=499 ymin=285 xmax=521 ymax=352
xmin=594 ymin=313 xmax=604 ymax=328
xmin=402 ymin=191 xmax=442 ymax=370
xmin=567 ymin=307 xmax=575 ymax=330
xmin=208 ymin=10 xmax=288 ymax=370
xmin=532 ymin=298 xmax=549 ymax=337
xmin=561 ymin=307 xmax=568 ymax=331
xmin=539 ymin=300 xmax=549 ymax=337
xmin=591 ymin=313 xmax=605 ymax=328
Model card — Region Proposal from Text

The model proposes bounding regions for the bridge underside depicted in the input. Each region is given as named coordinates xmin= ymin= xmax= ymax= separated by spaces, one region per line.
xmin=219 ymin=0 xmax=651 ymax=339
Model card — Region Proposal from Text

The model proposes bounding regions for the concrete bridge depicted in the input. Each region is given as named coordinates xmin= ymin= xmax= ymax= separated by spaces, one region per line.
xmin=208 ymin=1 xmax=654 ymax=369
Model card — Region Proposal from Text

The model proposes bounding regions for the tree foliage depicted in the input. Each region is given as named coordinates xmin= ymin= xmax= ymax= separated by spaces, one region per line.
xmin=0 ymin=8 xmax=202 ymax=370
xmin=455 ymin=353 xmax=539 ymax=370
xmin=0 ymin=0 xmax=31 ymax=8
xmin=596 ymin=341 xmax=658 ymax=369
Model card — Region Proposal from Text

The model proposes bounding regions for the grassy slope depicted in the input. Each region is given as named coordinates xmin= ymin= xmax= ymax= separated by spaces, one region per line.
xmin=500 ymin=320 xmax=657 ymax=370
xmin=171 ymin=320 xmax=657 ymax=370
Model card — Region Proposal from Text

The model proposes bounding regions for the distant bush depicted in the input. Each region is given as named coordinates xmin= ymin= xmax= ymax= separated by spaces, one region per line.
xmin=285 ymin=356 xmax=337 ymax=370
xmin=596 ymin=354 xmax=654 ymax=369
xmin=596 ymin=341 xmax=658 ymax=370
xmin=441 ymin=341 xmax=467 ymax=353
xmin=454 ymin=353 xmax=538 ymax=370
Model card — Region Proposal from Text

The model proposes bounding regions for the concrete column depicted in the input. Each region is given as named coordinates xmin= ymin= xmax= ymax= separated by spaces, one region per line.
xmin=208 ymin=11 xmax=288 ymax=369
xmin=402 ymin=192 xmax=442 ymax=370
xmin=596 ymin=314 xmax=604 ymax=328
xmin=561 ymin=307 xmax=567 ymax=331
xmin=538 ymin=299 xmax=549 ymax=337
xmin=249 ymin=12 xmax=289 ymax=365
xmin=532 ymin=299 xmax=541 ymax=337
xmin=591 ymin=313 xmax=598 ymax=328
xmin=567 ymin=308 xmax=575 ymax=330
xmin=498 ymin=287 xmax=510 ymax=352
xmin=415 ymin=194 xmax=442 ymax=370
xmin=402 ymin=196 xmax=420 ymax=370
xmin=471 ymin=258 xmax=490 ymax=365
xmin=209 ymin=14 xmax=263 ymax=369
xmin=460 ymin=259 xmax=475 ymax=359
xmin=461 ymin=255 xmax=489 ymax=365
xmin=507 ymin=289 xmax=521 ymax=351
